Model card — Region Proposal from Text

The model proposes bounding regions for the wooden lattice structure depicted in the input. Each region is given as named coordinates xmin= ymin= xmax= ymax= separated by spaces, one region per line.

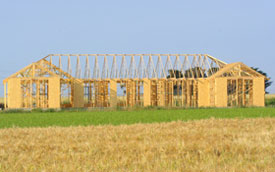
xmin=3 ymin=54 xmax=266 ymax=109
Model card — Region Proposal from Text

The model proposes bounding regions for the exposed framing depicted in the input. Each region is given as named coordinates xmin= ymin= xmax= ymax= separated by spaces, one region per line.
xmin=3 ymin=54 xmax=266 ymax=109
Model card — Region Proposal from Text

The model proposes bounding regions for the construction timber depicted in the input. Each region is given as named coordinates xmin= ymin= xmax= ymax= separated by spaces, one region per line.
xmin=3 ymin=54 xmax=266 ymax=109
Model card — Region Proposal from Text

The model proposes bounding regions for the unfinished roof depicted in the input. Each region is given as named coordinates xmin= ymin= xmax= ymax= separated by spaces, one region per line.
xmin=5 ymin=54 xmax=229 ymax=81
xmin=3 ymin=53 xmax=266 ymax=109
xmin=209 ymin=62 xmax=265 ymax=79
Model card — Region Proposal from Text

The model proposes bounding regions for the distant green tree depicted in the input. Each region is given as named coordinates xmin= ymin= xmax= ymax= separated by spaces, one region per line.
xmin=251 ymin=67 xmax=272 ymax=94
xmin=184 ymin=67 xmax=206 ymax=78
xmin=167 ymin=70 xmax=184 ymax=93
xmin=167 ymin=70 xmax=183 ymax=79
xmin=166 ymin=68 xmax=206 ymax=95
xmin=0 ymin=103 xmax=4 ymax=110
xmin=207 ymin=67 xmax=219 ymax=76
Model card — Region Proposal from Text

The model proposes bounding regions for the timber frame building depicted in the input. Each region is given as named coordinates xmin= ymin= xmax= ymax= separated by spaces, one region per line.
xmin=3 ymin=54 xmax=265 ymax=109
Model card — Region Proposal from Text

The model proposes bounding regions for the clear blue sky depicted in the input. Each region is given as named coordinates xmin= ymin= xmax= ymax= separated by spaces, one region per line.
xmin=0 ymin=0 xmax=274 ymax=96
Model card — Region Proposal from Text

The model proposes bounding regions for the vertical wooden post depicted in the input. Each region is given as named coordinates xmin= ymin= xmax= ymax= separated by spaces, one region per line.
xmin=30 ymin=79 xmax=32 ymax=108
xmin=143 ymin=79 xmax=151 ymax=106
xmin=186 ymin=80 xmax=190 ymax=107
xmin=215 ymin=78 xmax=227 ymax=107
xmin=110 ymin=79 xmax=117 ymax=108
xmin=73 ymin=79 xmax=84 ymax=108
xmin=43 ymin=80 xmax=46 ymax=108
xmin=89 ymin=81 xmax=92 ymax=105
xmin=236 ymin=79 xmax=239 ymax=106
xmin=198 ymin=79 xmax=209 ymax=107
xmin=48 ymin=77 xmax=61 ymax=108
xmin=32 ymin=64 xmax=35 ymax=77
xmin=7 ymin=78 xmax=22 ymax=109
xmin=243 ymin=79 xmax=246 ymax=106
xmin=36 ymin=80 xmax=40 ymax=108
xmin=176 ymin=80 xmax=180 ymax=106
xmin=182 ymin=80 xmax=185 ymax=107
xmin=158 ymin=80 xmax=165 ymax=106
xmin=249 ymin=80 xmax=253 ymax=106
xmin=4 ymin=82 xmax=6 ymax=109
xmin=137 ymin=81 xmax=141 ymax=105
xmin=252 ymin=77 xmax=265 ymax=107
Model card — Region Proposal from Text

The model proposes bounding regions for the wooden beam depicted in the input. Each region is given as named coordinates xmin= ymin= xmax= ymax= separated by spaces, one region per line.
xmin=4 ymin=82 xmax=6 ymax=109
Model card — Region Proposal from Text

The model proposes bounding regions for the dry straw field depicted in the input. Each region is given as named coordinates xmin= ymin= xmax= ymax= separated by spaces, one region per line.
xmin=0 ymin=118 xmax=274 ymax=172
xmin=266 ymin=94 xmax=275 ymax=99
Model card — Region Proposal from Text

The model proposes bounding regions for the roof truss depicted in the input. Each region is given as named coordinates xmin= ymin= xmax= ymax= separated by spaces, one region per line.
xmin=209 ymin=62 xmax=265 ymax=79
xmin=6 ymin=54 xmax=264 ymax=81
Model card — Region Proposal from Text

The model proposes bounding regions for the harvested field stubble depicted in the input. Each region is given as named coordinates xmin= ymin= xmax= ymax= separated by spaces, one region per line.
xmin=0 ymin=118 xmax=275 ymax=172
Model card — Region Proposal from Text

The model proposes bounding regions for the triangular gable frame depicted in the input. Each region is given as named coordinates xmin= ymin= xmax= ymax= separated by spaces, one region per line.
xmin=37 ymin=59 xmax=73 ymax=79
xmin=3 ymin=59 xmax=74 ymax=83
xmin=209 ymin=62 xmax=266 ymax=79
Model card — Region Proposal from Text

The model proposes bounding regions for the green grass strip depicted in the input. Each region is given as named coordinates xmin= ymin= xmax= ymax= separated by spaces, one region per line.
xmin=0 ymin=107 xmax=275 ymax=128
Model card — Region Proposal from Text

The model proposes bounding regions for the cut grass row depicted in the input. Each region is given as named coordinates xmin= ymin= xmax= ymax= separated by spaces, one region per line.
xmin=0 ymin=107 xmax=275 ymax=128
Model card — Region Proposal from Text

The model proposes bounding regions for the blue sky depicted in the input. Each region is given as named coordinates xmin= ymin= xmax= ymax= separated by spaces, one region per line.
xmin=0 ymin=0 xmax=274 ymax=95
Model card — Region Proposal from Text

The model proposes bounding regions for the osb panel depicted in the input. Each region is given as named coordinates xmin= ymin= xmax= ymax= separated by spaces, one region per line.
xmin=7 ymin=78 xmax=22 ymax=108
xmin=143 ymin=79 xmax=151 ymax=106
xmin=165 ymin=80 xmax=174 ymax=107
xmin=198 ymin=79 xmax=209 ymax=107
xmin=253 ymin=77 xmax=265 ymax=107
xmin=73 ymin=80 xmax=84 ymax=108
xmin=158 ymin=80 xmax=165 ymax=106
xmin=110 ymin=80 xmax=117 ymax=108
xmin=48 ymin=77 xmax=61 ymax=109
xmin=215 ymin=78 xmax=227 ymax=107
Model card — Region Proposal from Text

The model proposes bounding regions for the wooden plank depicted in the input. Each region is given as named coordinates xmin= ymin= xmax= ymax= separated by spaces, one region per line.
xmin=215 ymin=78 xmax=227 ymax=107
xmin=4 ymin=82 xmax=6 ymax=109
xmin=73 ymin=79 xmax=84 ymax=108
xmin=7 ymin=78 xmax=22 ymax=109
xmin=36 ymin=80 xmax=40 ymax=108
xmin=48 ymin=77 xmax=61 ymax=108
xmin=110 ymin=79 xmax=117 ymax=108
xmin=158 ymin=80 xmax=165 ymax=106
xmin=143 ymin=79 xmax=151 ymax=106
xmin=198 ymin=79 xmax=209 ymax=107
xmin=253 ymin=77 xmax=265 ymax=107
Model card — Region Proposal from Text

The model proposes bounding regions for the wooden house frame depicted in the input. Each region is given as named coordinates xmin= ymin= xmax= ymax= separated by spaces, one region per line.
xmin=3 ymin=54 xmax=266 ymax=109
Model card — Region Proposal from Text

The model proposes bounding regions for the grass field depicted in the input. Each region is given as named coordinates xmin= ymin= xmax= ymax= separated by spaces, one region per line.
xmin=0 ymin=118 xmax=274 ymax=172
xmin=0 ymin=107 xmax=275 ymax=128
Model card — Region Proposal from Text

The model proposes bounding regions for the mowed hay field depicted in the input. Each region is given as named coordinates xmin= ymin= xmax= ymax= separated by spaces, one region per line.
xmin=0 ymin=118 xmax=274 ymax=172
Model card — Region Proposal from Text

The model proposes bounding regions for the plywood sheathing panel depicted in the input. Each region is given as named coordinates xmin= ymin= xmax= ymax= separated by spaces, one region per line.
xmin=110 ymin=79 xmax=117 ymax=108
xmin=126 ymin=80 xmax=136 ymax=107
xmin=143 ymin=79 xmax=151 ymax=106
xmin=48 ymin=77 xmax=61 ymax=108
xmin=165 ymin=80 xmax=174 ymax=107
xmin=73 ymin=79 xmax=84 ymax=108
xmin=253 ymin=77 xmax=265 ymax=107
xmin=215 ymin=78 xmax=227 ymax=107
xmin=198 ymin=79 xmax=209 ymax=107
xmin=4 ymin=82 xmax=7 ymax=109
xmin=7 ymin=78 xmax=22 ymax=108
xmin=158 ymin=80 xmax=165 ymax=106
